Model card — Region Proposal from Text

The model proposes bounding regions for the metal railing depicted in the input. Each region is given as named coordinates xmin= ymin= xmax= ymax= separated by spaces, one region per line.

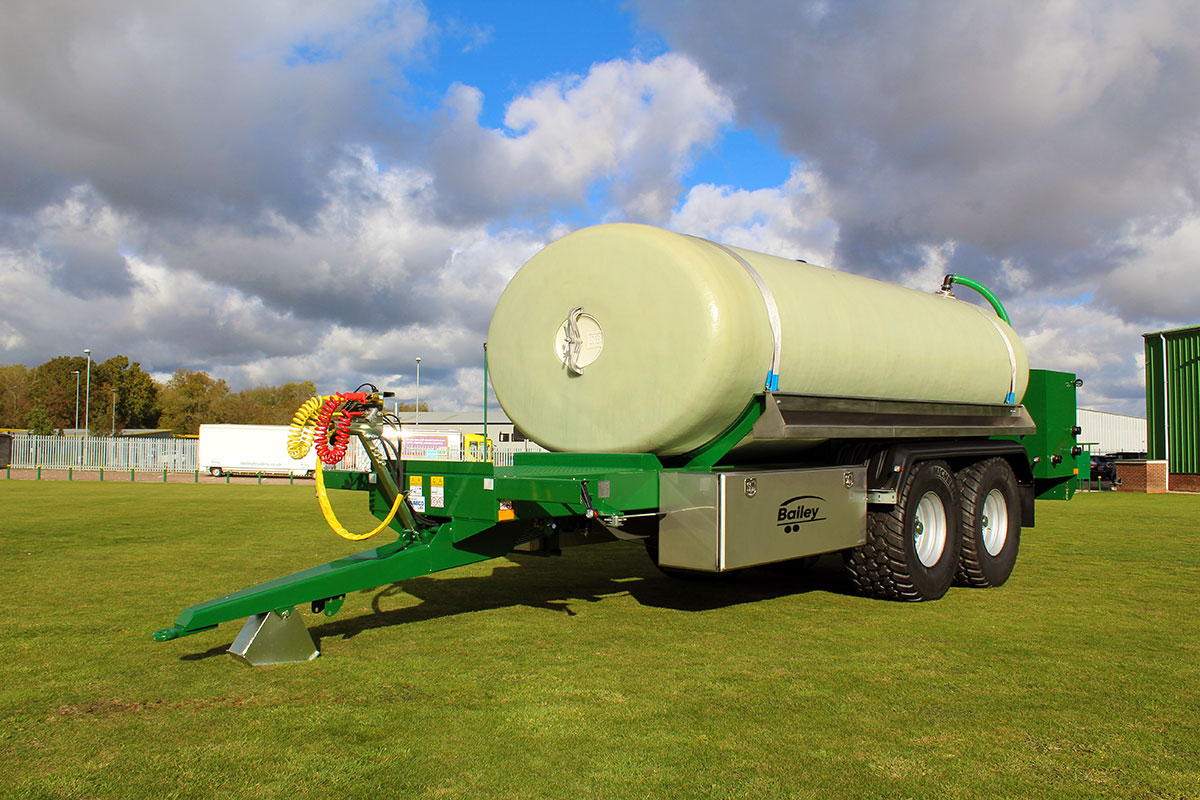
xmin=493 ymin=442 xmax=546 ymax=466
xmin=8 ymin=434 xmax=197 ymax=472
xmin=6 ymin=433 xmax=545 ymax=472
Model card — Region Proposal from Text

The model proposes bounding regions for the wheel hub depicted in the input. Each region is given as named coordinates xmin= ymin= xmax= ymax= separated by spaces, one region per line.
xmin=913 ymin=491 xmax=948 ymax=568
xmin=981 ymin=489 xmax=1008 ymax=556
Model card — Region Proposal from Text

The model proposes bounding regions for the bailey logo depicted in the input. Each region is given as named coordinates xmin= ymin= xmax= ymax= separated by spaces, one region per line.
xmin=777 ymin=495 xmax=826 ymax=533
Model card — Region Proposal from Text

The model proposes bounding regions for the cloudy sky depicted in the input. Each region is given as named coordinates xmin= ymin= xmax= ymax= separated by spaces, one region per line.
xmin=2 ymin=0 xmax=1197 ymax=415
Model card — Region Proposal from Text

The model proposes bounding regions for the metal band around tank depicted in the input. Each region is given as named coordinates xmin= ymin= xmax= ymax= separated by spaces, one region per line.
xmin=965 ymin=303 xmax=1018 ymax=404
xmin=700 ymin=238 xmax=784 ymax=391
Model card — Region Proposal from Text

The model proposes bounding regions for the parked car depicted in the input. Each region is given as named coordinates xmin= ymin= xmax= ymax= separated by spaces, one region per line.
xmin=1091 ymin=455 xmax=1117 ymax=482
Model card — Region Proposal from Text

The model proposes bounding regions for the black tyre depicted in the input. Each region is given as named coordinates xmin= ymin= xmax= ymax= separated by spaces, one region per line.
xmin=955 ymin=457 xmax=1020 ymax=588
xmin=844 ymin=460 xmax=961 ymax=601
xmin=209 ymin=467 xmax=222 ymax=477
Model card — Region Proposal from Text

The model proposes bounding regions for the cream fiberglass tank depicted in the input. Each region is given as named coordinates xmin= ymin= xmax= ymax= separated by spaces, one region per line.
xmin=486 ymin=224 xmax=1028 ymax=456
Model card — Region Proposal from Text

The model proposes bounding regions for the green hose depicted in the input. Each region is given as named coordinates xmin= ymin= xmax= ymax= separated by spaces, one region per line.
xmin=942 ymin=274 xmax=1011 ymax=325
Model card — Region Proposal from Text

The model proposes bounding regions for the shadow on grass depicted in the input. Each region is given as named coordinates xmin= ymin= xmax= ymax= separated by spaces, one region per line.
xmin=309 ymin=546 xmax=856 ymax=646
xmin=179 ymin=544 xmax=856 ymax=660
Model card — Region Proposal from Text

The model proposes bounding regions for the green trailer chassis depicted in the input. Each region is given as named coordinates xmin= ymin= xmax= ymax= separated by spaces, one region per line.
xmin=152 ymin=455 xmax=660 ymax=645
xmin=154 ymin=372 xmax=1081 ymax=662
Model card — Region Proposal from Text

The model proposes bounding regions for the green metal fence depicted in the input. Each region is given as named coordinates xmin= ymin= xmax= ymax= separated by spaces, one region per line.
xmin=1145 ymin=325 xmax=1200 ymax=474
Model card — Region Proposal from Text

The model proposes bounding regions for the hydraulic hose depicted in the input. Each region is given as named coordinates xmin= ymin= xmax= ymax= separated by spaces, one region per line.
xmin=314 ymin=460 xmax=405 ymax=541
xmin=941 ymin=274 xmax=1011 ymax=325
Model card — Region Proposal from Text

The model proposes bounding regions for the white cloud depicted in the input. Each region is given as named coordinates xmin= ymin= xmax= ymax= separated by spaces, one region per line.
xmin=1100 ymin=215 xmax=1200 ymax=326
xmin=0 ymin=174 xmax=549 ymax=409
xmin=0 ymin=0 xmax=430 ymax=221
xmin=0 ymin=1 xmax=748 ymax=408
xmin=668 ymin=166 xmax=837 ymax=263
xmin=633 ymin=0 xmax=1200 ymax=413
xmin=1014 ymin=300 xmax=1148 ymax=415
xmin=432 ymin=53 xmax=733 ymax=221
xmin=635 ymin=0 xmax=1200 ymax=276
xmin=0 ymin=320 xmax=24 ymax=351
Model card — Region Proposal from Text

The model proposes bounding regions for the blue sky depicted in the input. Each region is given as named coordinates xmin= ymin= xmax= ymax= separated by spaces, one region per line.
xmin=410 ymin=1 xmax=795 ymax=195
xmin=1 ymin=0 xmax=1198 ymax=417
xmin=417 ymin=1 xmax=660 ymax=122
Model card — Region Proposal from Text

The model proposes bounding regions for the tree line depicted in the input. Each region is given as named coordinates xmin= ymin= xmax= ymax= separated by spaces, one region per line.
xmin=0 ymin=355 xmax=420 ymax=436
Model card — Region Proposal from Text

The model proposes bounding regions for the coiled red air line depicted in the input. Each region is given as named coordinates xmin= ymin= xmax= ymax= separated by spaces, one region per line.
xmin=314 ymin=394 xmax=358 ymax=464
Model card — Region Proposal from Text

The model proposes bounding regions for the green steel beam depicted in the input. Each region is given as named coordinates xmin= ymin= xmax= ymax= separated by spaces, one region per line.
xmin=672 ymin=395 xmax=765 ymax=469
xmin=1159 ymin=328 xmax=1200 ymax=474
xmin=1145 ymin=334 xmax=1166 ymax=460
xmin=349 ymin=424 xmax=418 ymax=532
xmin=153 ymin=518 xmax=519 ymax=641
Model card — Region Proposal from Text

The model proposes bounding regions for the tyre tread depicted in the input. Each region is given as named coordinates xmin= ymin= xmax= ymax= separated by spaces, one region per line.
xmin=844 ymin=461 xmax=956 ymax=601
xmin=955 ymin=457 xmax=1018 ymax=588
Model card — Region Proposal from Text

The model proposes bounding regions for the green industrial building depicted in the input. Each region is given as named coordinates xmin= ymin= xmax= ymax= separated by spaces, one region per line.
xmin=1144 ymin=324 xmax=1200 ymax=490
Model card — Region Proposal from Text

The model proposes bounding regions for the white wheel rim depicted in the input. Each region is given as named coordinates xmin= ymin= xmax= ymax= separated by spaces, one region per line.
xmin=913 ymin=491 xmax=948 ymax=567
xmin=981 ymin=488 xmax=1009 ymax=556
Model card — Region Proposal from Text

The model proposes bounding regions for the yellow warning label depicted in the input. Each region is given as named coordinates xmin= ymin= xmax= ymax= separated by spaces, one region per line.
xmin=432 ymin=476 xmax=444 ymax=487
xmin=409 ymin=476 xmax=423 ymax=487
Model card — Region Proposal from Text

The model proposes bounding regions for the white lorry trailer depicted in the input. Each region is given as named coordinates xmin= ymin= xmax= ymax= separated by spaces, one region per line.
xmin=198 ymin=424 xmax=317 ymax=478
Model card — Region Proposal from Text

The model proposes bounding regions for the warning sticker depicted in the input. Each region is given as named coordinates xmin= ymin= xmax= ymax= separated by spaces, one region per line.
xmin=431 ymin=476 xmax=445 ymax=508
xmin=408 ymin=475 xmax=426 ymax=512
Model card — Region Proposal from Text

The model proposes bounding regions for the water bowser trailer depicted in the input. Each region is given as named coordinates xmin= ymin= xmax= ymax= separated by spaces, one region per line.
xmin=154 ymin=224 xmax=1082 ymax=665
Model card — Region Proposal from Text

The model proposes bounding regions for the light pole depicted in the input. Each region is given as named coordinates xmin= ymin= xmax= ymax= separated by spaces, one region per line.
xmin=111 ymin=390 xmax=117 ymax=436
xmin=72 ymin=370 xmax=80 ymax=431
xmin=83 ymin=349 xmax=91 ymax=434
xmin=415 ymin=357 xmax=421 ymax=426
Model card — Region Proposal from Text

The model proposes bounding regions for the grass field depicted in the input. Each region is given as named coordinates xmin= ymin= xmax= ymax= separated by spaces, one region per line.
xmin=1 ymin=482 xmax=1198 ymax=799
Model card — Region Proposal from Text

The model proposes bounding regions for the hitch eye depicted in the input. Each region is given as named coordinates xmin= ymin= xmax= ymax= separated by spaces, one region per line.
xmin=498 ymin=500 xmax=515 ymax=522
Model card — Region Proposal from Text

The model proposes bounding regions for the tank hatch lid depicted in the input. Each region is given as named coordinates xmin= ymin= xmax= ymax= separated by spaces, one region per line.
xmin=752 ymin=392 xmax=1037 ymax=440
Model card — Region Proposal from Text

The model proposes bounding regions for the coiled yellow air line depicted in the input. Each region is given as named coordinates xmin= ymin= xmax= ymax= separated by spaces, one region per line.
xmin=287 ymin=395 xmax=328 ymax=459
xmin=290 ymin=396 xmax=406 ymax=542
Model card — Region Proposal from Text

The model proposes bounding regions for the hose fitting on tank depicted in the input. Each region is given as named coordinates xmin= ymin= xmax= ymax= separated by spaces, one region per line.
xmin=939 ymin=274 xmax=1012 ymax=326
xmin=564 ymin=306 xmax=585 ymax=375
